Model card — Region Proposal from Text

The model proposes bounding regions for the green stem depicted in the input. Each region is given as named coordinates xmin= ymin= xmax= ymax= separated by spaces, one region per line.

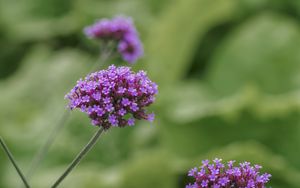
xmin=51 ymin=126 xmax=105 ymax=188
xmin=0 ymin=137 xmax=30 ymax=188
xmin=26 ymin=49 xmax=113 ymax=178
xmin=26 ymin=110 xmax=70 ymax=178
xmin=89 ymin=43 xmax=114 ymax=72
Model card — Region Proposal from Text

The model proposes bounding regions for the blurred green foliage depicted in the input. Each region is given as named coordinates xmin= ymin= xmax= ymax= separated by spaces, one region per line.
xmin=1 ymin=0 xmax=300 ymax=187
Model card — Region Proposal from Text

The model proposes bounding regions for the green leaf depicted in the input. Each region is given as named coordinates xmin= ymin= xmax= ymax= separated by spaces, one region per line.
xmin=145 ymin=0 xmax=236 ymax=85
xmin=206 ymin=12 xmax=300 ymax=96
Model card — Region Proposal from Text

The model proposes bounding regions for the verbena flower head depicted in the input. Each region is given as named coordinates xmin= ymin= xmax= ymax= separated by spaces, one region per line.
xmin=186 ymin=158 xmax=271 ymax=188
xmin=65 ymin=65 xmax=158 ymax=129
xmin=84 ymin=16 xmax=143 ymax=64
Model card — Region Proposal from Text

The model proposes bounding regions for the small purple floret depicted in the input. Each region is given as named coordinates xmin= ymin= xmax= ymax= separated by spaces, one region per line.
xmin=65 ymin=65 xmax=158 ymax=129
xmin=128 ymin=118 xmax=135 ymax=126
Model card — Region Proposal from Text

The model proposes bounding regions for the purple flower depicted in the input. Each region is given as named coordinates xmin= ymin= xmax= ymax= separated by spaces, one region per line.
xmin=201 ymin=180 xmax=209 ymax=187
xmin=130 ymin=102 xmax=139 ymax=112
xmin=209 ymin=174 xmax=217 ymax=181
xmin=121 ymin=98 xmax=131 ymax=106
xmin=147 ymin=113 xmax=155 ymax=122
xmin=118 ymin=108 xmax=126 ymax=116
xmin=108 ymin=114 xmax=118 ymax=127
xmin=186 ymin=158 xmax=271 ymax=188
xmin=103 ymin=97 xmax=111 ymax=104
xmin=117 ymin=87 xmax=126 ymax=94
xmin=185 ymin=183 xmax=197 ymax=188
xmin=218 ymin=177 xmax=229 ymax=186
xmin=65 ymin=65 xmax=158 ymax=129
xmin=96 ymin=108 xmax=105 ymax=117
xmin=202 ymin=159 xmax=210 ymax=167
xmin=188 ymin=167 xmax=198 ymax=177
xmin=84 ymin=16 xmax=143 ymax=64
xmin=247 ymin=179 xmax=255 ymax=188
xmin=197 ymin=168 xmax=206 ymax=177
xmin=227 ymin=160 xmax=235 ymax=168
xmin=128 ymin=118 xmax=135 ymax=126
xmin=118 ymin=33 xmax=143 ymax=63
xmin=211 ymin=168 xmax=219 ymax=175
xmin=105 ymin=103 xmax=114 ymax=112
xmin=128 ymin=87 xmax=138 ymax=96
xmin=91 ymin=120 xmax=100 ymax=126
xmin=92 ymin=92 xmax=101 ymax=101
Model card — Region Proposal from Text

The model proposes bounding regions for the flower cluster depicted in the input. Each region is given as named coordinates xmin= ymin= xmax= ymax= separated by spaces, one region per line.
xmin=65 ymin=65 xmax=158 ymax=129
xmin=84 ymin=16 xmax=143 ymax=63
xmin=186 ymin=158 xmax=271 ymax=188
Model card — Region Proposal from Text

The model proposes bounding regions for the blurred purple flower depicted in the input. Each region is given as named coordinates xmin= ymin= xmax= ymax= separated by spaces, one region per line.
xmin=117 ymin=33 xmax=143 ymax=63
xmin=84 ymin=16 xmax=143 ymax=64
xmin=65 ymin=65 xmax=158 ymax=129
xmin=186 ymin=158 xmax=271 ymax=188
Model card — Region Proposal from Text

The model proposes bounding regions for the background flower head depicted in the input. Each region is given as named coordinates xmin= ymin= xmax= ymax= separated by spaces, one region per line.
xmin=65 ymin=65 xmax=158 ymax=129
xmin=186 ymin=158 xmax=271 ymax=188
xmin=84 ymin=16 xmax=143 ymax=64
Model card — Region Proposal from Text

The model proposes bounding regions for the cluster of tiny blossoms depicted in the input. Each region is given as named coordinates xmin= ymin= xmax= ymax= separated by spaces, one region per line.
xmin=84 ymin=16 xmax=143 ymax=63
xmin=65 ymin=65 xmax=158 ymax=129
xmin=186 ymin=158 xmax=271 ymax=188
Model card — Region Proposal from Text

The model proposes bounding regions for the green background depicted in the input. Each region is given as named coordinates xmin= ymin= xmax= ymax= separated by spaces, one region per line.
xmin=1 ymin=0 xmax=300 ymax=187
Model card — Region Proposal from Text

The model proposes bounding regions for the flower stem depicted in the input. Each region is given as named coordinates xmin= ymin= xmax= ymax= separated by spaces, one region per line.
xmin=89 ymin=42 xmax=115 ymax=72
xmin=51 ymin=126 xmax=105 ymax=188
xmin=26 ymin=110 xmax=70 ymax=178
xmin=26 ymin=49 xmax=113 ymax=178
xmin=0 ymin=137 xmax=30 ymax=188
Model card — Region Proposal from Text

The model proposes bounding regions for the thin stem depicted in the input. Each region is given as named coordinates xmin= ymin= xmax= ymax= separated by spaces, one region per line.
xmin=89 ymin=44 xmax=114 ymax=73
xmin=0 ymin=137 xmax=30 ymax=188
xmin=51 ymin=126 xmax=105 ymax=188
xmin=26 ymin=48 xmax=113 ymax=178
xmin=26 ymin=110 xmax=70 ymax=178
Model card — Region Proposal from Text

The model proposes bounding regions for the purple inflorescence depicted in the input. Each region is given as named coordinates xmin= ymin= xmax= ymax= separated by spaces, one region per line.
xmin=65 ymin=65 xmax=158 ymax=129
xmin=186 ymin=158 xmax=271 ymax=188
xmin=84 ymin=16 xmax=143 ymax=64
